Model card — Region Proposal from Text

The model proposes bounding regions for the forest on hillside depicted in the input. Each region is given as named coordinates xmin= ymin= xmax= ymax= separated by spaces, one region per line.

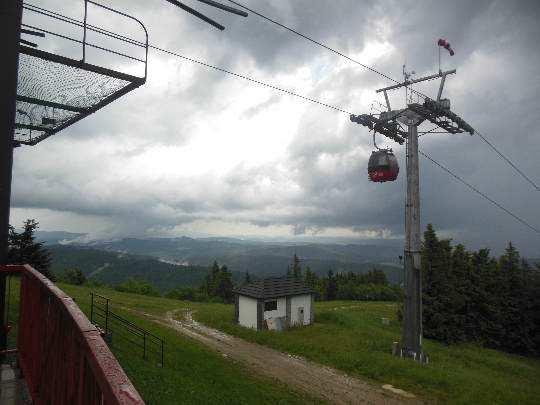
xmin=421 ymin=224 xmax=540 ymax=355
xmin=8 ymin=220 xmax=540 ymax=356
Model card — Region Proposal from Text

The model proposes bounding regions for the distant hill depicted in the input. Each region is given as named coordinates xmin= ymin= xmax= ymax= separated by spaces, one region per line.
xmin=48 ymin=245 xmax=244 ymax=292
xmin=71 ymin=237 xmax=404 ymax=284
xmin=36 ymin=230 xmax=85 ymax=245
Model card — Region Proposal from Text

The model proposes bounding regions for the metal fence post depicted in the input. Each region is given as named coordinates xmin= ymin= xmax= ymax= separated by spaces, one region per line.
xmin=82 ymin=0 xmax=88 ymax=61
xmin=90 ymin=293 xmax=94 ymax=323
xmin=143 ymin=333 xmax=146 ymax=360
xmin=161 ymin=340 xmax=164 ymax=368
xmin=105 ymin=298 xmax=109 ymax=335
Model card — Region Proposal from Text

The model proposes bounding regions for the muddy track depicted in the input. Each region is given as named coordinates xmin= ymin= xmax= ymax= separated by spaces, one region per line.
xmin=153 ymin=309 xmax=421 ymax=405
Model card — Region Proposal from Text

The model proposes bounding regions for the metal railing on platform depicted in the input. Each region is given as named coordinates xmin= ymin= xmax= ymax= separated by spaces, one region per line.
xmin=0 ymin=264 xmax=144 ymax=405
xmin=90 ymin=293 xmax=164 ymax=367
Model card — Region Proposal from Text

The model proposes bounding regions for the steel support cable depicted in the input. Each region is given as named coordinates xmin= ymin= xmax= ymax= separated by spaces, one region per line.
xmin=23 ymin=4 xmax=351 ymax=116
xmin=418 ymin=126 xmax=442 ymax=137
xmin=148 ymin=44 xmax=352 ymax=114
xmin=474 ymin=129 xmax=540 ymax=192
xmin=22 ymin=2 xmax=537 ymax=233
xmin=225 ymin=0 xmax=429 ymax=100
xmin=419 ymin=150 xmax=540 ymax=234
xmin=23 ymin=2 xmax=145 ymax=48
xmin=26 ymin=2 xmax=538 ymax=195
xmin=155 ymin=42 xmax=539 ymax=234
xmin=226 ymin=0 xmax=540 ymax=192
xmin=156 ymin=50 xmax=539 ymax=233
xmin=21 ymin=23 xmax=146 ymax=63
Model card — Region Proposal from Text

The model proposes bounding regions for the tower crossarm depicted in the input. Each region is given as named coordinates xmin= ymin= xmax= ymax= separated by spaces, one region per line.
xmin=350 ymin=113 xmax=406 ymax=144
xmin=407 ymin=99 xmax=474 ymax=135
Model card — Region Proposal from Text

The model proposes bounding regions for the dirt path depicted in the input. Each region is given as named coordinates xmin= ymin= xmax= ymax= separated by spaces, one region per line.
xmin=155 ymin=309 xmax=421 ymax=405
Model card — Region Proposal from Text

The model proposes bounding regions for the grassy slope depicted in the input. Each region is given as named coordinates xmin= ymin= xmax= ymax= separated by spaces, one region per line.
xmin=7 ymin=277 xmax=540 ymax=404
xmin=178 ymin=300 xmax=540 ymax=405
xmin=7 ymin=279 xmax=319 ymax=405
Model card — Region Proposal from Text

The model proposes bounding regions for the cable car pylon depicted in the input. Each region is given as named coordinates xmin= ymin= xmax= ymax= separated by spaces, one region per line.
xmin=350 ymin=41 xmax=474 ymax=363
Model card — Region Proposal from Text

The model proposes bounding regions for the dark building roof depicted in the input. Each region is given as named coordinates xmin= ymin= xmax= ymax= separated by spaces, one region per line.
xmin=233 ymin=277 xmax=315 ymax=299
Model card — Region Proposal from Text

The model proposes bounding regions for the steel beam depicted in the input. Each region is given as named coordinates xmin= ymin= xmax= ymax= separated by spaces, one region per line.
xmin=376 ymin=69 xmax=456 ymax=94
xmin=19 ymin=45 xmax=145 ymax=85
xmin=14 ymin=123 xmax=52 ymax=133
xmin=437 ymin=74 xmax=447 ymax=101
xmin=17 ymin=95 xmax=87 ymax=113
xmin=165 ymin=0 xmax=225 ymax=30
xmin=25 ymin=81 xmax=140 ymax=146
xmin=194 ymin=0 xmax=248 ymax=17
xmin=383 ymin=90 xmax=391 ymax=111
xmin=350 ymin=113 xmax=407 ymax=144
xmin=407 ymin=101 xmax=474 ymax=135
xmin=0 ymin=0 xmax=23 ymax=354
xmin=401 ymin=123 xmax=427 ymax=362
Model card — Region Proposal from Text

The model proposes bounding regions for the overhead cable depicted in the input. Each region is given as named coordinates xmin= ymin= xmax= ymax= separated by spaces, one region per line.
xmin=28 ymin=1 xmax=536 ymax=192
xmin=149 ymin=44 xmax=353 ymax=114
xmin=225 ymin=0 xmax=428 ymax=100
xmin=227 ymin=0 xmax=539 ymax=193
xmin=475 ymin=129 xmax=540 ymax=191
xmin=23 ymin=2 xmax=537 ymax=233
xmin=150 ymin=46 xmax=539 ymax=235
xmin=419 ymin=151 xmax=540 ymax=233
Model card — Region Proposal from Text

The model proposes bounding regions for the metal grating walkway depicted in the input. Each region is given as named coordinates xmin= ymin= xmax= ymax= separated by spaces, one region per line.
xmin=14 ymin=0 xmax=148 ymax=147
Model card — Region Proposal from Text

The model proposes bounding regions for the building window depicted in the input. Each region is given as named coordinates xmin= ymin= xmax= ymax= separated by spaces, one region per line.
xmin=264 ymin=300 xmax=277 ymax=312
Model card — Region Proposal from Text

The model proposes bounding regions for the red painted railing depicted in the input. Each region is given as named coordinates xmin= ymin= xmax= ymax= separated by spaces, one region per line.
xmin=1 ymin=264 xmax=144 ymax=405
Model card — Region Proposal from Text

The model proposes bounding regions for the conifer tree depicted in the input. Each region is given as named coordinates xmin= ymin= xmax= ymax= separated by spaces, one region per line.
xmin=498 ymin=243 xmax=534 ymax=353
xmin=363 ymin=268 xmax=388 ymax=285
xmin=420 ymin=225 xmax=539 ymax=355
xmin=63 ymin=268 xmax=86 ymax=285
xmin=304 ymin=266 xmax=317 ymax=289
xmin=326 ymin=270 xmax=337 ymax=301
xmin=216 ymin=265 xmax=234 ymax=303
xmin=528 ymin=262 xmax=540 ymax=352
xmin=201 ymin=261 xmax=234 ymax=303
xmin=469 ymin=248 xmax=495 ymax=341
xmin=8 ymin=219 xmax=53 ymax=280
xmin=286 ymin=264 xmax=292 ymax=277
xmin=292 ymin=253 xmax=302 ymax=279
xmin=422 ymin=224 xmax=454 ymax=342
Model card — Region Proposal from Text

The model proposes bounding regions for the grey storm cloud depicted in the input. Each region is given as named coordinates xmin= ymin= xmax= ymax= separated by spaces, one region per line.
xmin=11 ymin=0 xmax=540 ymax=255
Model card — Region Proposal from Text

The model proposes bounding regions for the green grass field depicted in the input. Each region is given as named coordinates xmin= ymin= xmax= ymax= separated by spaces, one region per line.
xmin=5 ymin=279 xmax=320 ymax=405
xmin=178 ymin=300 xmax=540 ymax=405
xmin=5 ymin=278 xmax=540 ymax=404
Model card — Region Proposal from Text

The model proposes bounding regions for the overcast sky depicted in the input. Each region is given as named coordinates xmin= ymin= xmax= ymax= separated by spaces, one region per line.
xmin=12 ymin=0 xmax=540 ymax=255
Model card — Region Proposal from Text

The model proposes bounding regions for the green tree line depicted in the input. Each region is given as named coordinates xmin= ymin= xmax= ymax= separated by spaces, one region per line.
xmin=6 ymin=220 xmax=401 ymax=304
xmin=166 ymin=261 xmax=235 ymax=303
xmin=288 ymin=253 xmax=402 ymax=301
xmin=7 ymin=219 xmax=54 ymax=280
xmin=421 ymin=224 xmax=540 ymax=355
xmin=13 ymin=219 xmax=538 ymax=356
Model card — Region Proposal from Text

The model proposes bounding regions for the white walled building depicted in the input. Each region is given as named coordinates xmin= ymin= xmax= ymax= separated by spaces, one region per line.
xmin=234 ymin=277 xmax=315 ymax=331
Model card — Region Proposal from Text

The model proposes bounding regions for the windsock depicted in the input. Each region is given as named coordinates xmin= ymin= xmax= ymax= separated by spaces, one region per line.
xmin=437 ymin=38 xmax=454 ymax=56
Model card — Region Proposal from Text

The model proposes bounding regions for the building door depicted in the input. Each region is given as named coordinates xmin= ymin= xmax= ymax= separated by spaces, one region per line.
xmin=298 ymin=307 xmax=304 ymax=325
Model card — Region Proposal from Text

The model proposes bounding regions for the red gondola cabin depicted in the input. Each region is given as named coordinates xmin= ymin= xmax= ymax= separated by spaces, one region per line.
xmin=368 ymin=150 xmax=399 ymax=182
